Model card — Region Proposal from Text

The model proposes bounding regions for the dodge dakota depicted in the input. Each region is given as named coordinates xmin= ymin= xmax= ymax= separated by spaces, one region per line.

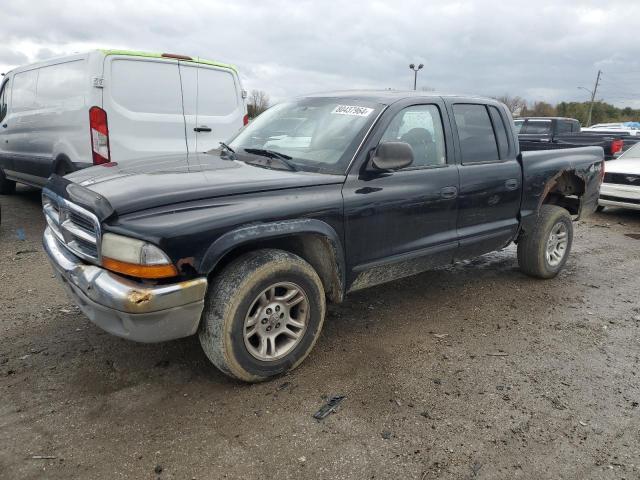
xmin=42 ymin=91 xmax=604 ymax=381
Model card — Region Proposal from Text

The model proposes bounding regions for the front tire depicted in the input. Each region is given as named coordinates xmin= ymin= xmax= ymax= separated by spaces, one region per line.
xmin=517 ymin=205 xmax=573 ymax=279
xmin=199 ymin=249 xmax=326 ymax=382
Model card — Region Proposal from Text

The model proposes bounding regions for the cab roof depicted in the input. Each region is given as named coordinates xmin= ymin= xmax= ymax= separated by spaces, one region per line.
xmin=302 ymin=89 xmax=503 ymax=106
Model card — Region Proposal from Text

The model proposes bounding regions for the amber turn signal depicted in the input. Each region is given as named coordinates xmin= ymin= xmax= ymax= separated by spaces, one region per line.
xmin=102 ymin=257 xmax=178 ymax=279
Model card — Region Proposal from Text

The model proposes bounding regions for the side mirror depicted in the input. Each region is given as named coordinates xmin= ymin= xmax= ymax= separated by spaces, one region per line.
xmin=371 ymin=141 xmax=414 ymax=171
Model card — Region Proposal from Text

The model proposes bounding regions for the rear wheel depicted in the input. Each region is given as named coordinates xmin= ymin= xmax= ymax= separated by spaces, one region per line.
xmin=199 ymin=249 xmax=326 ymax=382
xmin=596 ymin=205 xmax=605 ymax=212
xmin=517 ymin=205 xmax=573 ymax=279
xmin=0 ymin=168 xmax=15 ymax=195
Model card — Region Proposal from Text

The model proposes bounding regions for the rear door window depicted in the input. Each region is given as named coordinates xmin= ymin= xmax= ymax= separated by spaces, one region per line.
xmin=453 ymin=104 xmax=499 ymax=164
xmin=111 ymin=59 xmax=182 ymax=114
xmin=196 ymin=67 xmax=239 ymax=117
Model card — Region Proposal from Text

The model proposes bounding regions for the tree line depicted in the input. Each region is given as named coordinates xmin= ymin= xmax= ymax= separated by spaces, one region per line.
xmin=495 ymin=95 xmax=640 ymax=126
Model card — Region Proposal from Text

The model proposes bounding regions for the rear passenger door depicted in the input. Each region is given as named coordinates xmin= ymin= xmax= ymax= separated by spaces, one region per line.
xmin=180 ymin=63 xmax=243 ymax=153
xmin=103 ymin=57 xmax=188 ymax=162
xmin=448 ymin=102 xmax=522 ymax=259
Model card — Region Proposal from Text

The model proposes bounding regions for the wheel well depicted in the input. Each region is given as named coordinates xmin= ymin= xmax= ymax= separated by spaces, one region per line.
xmin=540 ymin=170 xmax=585 ymax=215
xmin=209 ymin=234 xmax=344 ymax=303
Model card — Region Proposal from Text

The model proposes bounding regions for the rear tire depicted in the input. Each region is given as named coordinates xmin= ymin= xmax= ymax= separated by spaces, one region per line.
xmin=199 ymin=249 xmax=326 ymax=382
xmin=517 ymin=205 xmax=573 ymax=279
xmin=596 ymin=205 xmax=605 ymax=212
xmin=0 ymin=168 xmax=15 ymax=195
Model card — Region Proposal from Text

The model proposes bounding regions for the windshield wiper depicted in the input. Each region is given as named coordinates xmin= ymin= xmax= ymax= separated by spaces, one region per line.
xmin=243 ymin=148 xmax=297 ymax=171
xmin=219 ymin=142 xmax=236 ymax=159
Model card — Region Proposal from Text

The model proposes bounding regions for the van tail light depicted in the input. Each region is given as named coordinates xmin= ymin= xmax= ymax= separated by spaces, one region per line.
xmin=89 ymin=106 xmax=110 ymax=165
xmin=611 ymin=139 xmax=624 ymax=155
xmin=243 ymin=114 xmax=249 ymax=126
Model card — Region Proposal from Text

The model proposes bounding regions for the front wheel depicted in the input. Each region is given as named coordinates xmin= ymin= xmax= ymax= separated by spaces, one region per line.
xmin=517 ymin=205 xmax=573 ymax=279
xmin=199 ymin=249 xmax=326 ymax=382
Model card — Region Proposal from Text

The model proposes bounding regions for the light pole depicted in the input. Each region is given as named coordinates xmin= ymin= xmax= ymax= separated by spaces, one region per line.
xmin=409 ymin=63 xmax=424 ymax=90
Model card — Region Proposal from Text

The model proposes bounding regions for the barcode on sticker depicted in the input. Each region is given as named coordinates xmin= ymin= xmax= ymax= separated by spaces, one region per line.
xmin=331 ymin=105 xmax=374 ymax=117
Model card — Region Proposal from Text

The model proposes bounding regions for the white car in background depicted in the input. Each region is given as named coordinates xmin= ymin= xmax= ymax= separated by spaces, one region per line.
xmin=599 ymin=142 xmax=640 ymax=211
xmin=582 ymin=123 xmax=639 ymax=136
xmin=0 ymin=50 xmax=248 ymax=193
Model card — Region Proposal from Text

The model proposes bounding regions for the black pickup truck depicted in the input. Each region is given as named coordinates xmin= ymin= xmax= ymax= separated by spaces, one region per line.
xmin=42 ymin=92 xmax=604 ymax=382
xmin=515 ymin=117 xmax=624 ymax=160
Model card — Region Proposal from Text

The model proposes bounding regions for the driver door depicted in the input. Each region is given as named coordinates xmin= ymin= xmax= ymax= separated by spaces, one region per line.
xmin=342 ymin=100 xmax=459 ymax=290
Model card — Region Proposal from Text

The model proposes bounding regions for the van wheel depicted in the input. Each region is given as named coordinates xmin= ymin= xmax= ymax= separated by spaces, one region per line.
xmin=0 ymin=169 xmax=15 ymax=194
xmin=517 ymin=205 xmax=573 ymax=279
xmin=199 ymin=249 xmax=326 ymax=382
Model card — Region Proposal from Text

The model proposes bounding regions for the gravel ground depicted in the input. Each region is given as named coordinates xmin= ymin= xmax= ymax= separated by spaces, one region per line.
xmin=1 ymin=186 xmax=639 ymax=480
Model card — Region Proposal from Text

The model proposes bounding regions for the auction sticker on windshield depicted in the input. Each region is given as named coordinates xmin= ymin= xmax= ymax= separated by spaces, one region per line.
xmin=331 ymin=105 xmax=374 ymax=117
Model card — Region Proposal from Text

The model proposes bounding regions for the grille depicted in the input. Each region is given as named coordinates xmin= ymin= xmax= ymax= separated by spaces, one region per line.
xmin=604 ymin=172 xmax=640 ymax=186
xmin=43 ymin=191 xmax=101 ymax=263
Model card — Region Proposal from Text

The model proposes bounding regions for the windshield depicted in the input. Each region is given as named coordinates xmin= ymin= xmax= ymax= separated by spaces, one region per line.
xmin=620 ymin=142 xmax=640 ymax=159
xmin=226 ymin=98 xmax=382 ymax=174
xmin=513 ymin=119 xmax=524 ymax=134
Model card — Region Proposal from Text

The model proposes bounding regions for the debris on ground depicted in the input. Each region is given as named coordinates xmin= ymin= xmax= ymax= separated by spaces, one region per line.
xmin=381 ymin=430 xmax=392 ymax=440
xmin=433 ymin=333 xmax=449 ymax=339
xmin=486 ymin=352 xmax=509 ymax=357
xmin=31 ymin=455 xmax=56 ymax=460
xmin=312 ymin=395 xmax=346 ymax=420
xmin=276 ymin=381 xmax=291 ymax=391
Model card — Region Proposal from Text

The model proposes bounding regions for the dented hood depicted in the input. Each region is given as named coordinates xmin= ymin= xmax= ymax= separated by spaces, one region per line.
xmin=60 ymin=152 xmax=345 ymax=217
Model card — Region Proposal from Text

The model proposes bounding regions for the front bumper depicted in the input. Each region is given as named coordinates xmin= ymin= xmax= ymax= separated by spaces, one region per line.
xmin=43 ymin=227 xmax=208 ymax=342
xmin=599 ymin=182 xmax=640 ymax=211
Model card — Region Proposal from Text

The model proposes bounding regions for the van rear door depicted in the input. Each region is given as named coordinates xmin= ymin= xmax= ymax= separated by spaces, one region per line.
xmin=103 ymin=56 xmax=188 ymax=162
xmin=179 ymin=62 xmax=244 ymax=153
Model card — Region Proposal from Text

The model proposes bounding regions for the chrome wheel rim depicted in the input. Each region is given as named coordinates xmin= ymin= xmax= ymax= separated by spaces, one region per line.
xmin=546 ymin=222 xmax=568 ymax=267
xmin=243 ymin=282 xmax=309 ymax=362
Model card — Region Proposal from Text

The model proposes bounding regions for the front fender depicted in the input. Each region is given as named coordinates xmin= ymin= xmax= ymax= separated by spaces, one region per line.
xmin=198 ymin=218 xmax=345 ymax=286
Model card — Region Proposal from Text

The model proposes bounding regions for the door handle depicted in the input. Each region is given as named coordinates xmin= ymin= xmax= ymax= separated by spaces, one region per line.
xmin=194 ymin=126 xmax=212 ymax=132
xmin=440 ymin=186 xmax=458 ymax=199
xmin=505 ymin=178 xmax=519 ymax=190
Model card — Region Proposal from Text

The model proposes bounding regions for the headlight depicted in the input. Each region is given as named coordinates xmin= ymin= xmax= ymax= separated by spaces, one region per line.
xmin=101 ymin=233 xmax=178 ymax=279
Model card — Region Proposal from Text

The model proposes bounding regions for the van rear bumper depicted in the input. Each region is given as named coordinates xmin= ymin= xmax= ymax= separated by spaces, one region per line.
xmin=43 ymin=227 xmax=208 ymax=342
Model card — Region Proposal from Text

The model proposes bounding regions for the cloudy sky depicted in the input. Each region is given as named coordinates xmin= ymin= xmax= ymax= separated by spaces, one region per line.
xmin=1 ymin=0 xmax=639 ymax=108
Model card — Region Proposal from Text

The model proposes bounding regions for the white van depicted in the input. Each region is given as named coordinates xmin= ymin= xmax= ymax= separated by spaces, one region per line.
xmin=0 ymin=49 xmax=247 ymax=193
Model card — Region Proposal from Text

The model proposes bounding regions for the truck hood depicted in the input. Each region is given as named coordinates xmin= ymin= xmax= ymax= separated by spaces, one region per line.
xmin=63 ymin=153 xmax=345 ymax=216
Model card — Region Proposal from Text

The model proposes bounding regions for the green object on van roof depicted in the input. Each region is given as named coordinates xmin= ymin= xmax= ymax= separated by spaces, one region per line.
xmin=99 ymin=49 xmax=238 ymax=72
